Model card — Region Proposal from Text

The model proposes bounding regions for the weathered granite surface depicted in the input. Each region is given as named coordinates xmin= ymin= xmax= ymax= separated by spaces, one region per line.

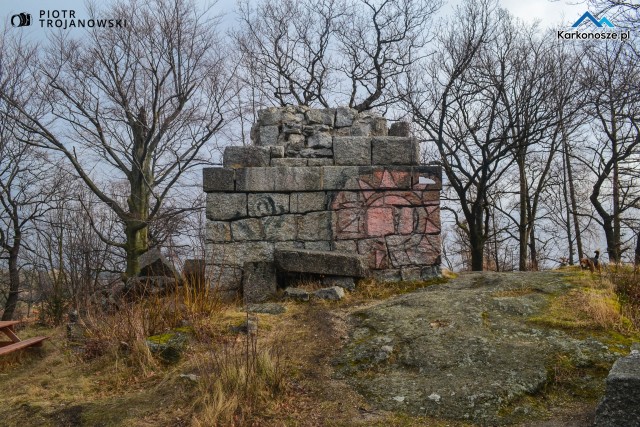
xmin=274 ymin=249 xmax=369 ymax=277
xmin=336 ymin=272 xmax=622 ymax=426
xmin=203 ymin=107 xmax=442 ymax=296
xmin=594 ymin=349 xmax=640 ymax=427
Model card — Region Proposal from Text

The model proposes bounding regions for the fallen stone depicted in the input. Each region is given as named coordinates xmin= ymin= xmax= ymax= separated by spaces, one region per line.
xmin=244 ymin=303 xmax=287 ymax=315
xmin=274 ymin=249 xmax=369 ymax=277
xmin=313 ymin=286 xmax=345 ymax=301
xmin=284 ymin=287 xmax=310 ymax=302
xmin=146 ymin=331 xmax=189 ymax=363
xmin=139 ymin=248 xmax=179 ymax=278
xmin=230 ymin=316 xmax=258 ymax=335
xmin=179 ymin=373 xmax=199 ymax=383
xmin=124 ymin=276 xmax=179 ymax=298
xmin=594 ymin=351 xmax=640 ymax=427
xmin=242 ymin=262 xmax=277 ymax=304
xmin=321 ymin=276 xmax=356 ymax=291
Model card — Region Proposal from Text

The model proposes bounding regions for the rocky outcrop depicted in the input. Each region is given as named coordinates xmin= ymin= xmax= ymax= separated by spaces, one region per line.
xmin=336 ymin=272 xmax=623 ymax=425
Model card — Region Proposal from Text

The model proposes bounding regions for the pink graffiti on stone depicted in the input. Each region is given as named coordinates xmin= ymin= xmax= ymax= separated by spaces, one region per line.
xmin=331 ymin=169 xmax=441 ymax=269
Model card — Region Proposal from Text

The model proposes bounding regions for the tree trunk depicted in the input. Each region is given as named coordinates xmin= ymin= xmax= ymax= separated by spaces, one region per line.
xmin=562 ymin=134 xmax=583 ymax=261
xmin=529 ymin=224 xmax=539 ymax=271
xmin=561 ymin=146 xmax=574 ymax=264
xmin=470 ymin=235 xmax=484 ymax=271
xmin=517 ymin=153 xmax=528 ymax=271
xmin=124 ymin=222 xmax=148 ymax=278
xmin=634 ymin=232 xmax=640 ymax=269
xmin=2 ymin=248 xmax=20 ymax=321
xmin=601 ymin=217 xmax=617 ymax=264
xmin=611 ymin=139 xmax=621 ymax=263
xmin=469 ymin=211 xmax=485 ymax=271
xmin=124 ymin=113 xmax=152 ymax=279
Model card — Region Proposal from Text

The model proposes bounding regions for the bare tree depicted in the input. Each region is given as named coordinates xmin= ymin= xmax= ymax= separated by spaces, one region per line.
xmin=2 ymin=0 xmax=232 ymax=278
xmin=587 ymin=0 xmax=639 ymax=28
xmin=234 ymin=0 xmax=440 ymax=112
xmin=405 ymin=1 xmax=539 ymax=271
xmin=234 ymin=0 xmax=344 ymax=108
xmin=578 ymin=40 xmax=640 ymax=263
xmin=0 ymin=32 xmax=65 ymax=320
xmin=336 ymin=0 xmax=441 ymax=112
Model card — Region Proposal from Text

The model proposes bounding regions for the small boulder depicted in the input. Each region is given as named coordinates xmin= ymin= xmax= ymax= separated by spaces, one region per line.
xmin=146 ymin=331 xmax=189 ymax=364
xmin=124 ymin=276 xmax=179 ymax=298
xmin=230 ymin=316 xmax=258 ymax=335
xmin=138 ymin=248 xmax=180 ymax=278
xmin=321 ymin=276 xmax=356 ymax=291
xmin=284 ymin=287 xmax=310 ymax=302
xmin=313 ymin=286 xmax=345 ymax=301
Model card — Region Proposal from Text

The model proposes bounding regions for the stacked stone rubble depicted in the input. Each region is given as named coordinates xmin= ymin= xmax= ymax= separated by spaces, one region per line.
xmin=203 ymin=106 xmax=441 ymax=295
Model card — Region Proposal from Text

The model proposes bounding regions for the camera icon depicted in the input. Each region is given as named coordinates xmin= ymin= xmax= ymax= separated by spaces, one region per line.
xmin=11 ymin=13 xmax=32 ymax=27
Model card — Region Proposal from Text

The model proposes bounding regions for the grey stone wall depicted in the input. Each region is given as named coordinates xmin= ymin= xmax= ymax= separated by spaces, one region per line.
xmin=203 ymin=106 xmax=441 ymax=295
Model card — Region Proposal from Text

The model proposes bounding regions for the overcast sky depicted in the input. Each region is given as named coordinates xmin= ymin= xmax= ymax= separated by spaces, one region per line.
xmin=2 ymin=0 xmax=591 ymax=38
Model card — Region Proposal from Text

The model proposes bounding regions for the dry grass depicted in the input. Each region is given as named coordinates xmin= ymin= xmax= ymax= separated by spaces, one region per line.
xmin=190 ymin=333 xmax=287 ymax=426
xmin=10 ymin=267 xmax=636 ymax=426
xmin=530 ymin=267 xmax=638 ymax=334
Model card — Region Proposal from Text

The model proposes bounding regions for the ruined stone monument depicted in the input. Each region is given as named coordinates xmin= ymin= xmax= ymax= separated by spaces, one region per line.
xmin=202 ymin=106 xmax=441 ymax=299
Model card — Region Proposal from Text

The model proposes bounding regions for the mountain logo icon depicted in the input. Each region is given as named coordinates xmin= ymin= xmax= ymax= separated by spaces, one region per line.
xmin=571 ymin=12 xmax=615 ymax=28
